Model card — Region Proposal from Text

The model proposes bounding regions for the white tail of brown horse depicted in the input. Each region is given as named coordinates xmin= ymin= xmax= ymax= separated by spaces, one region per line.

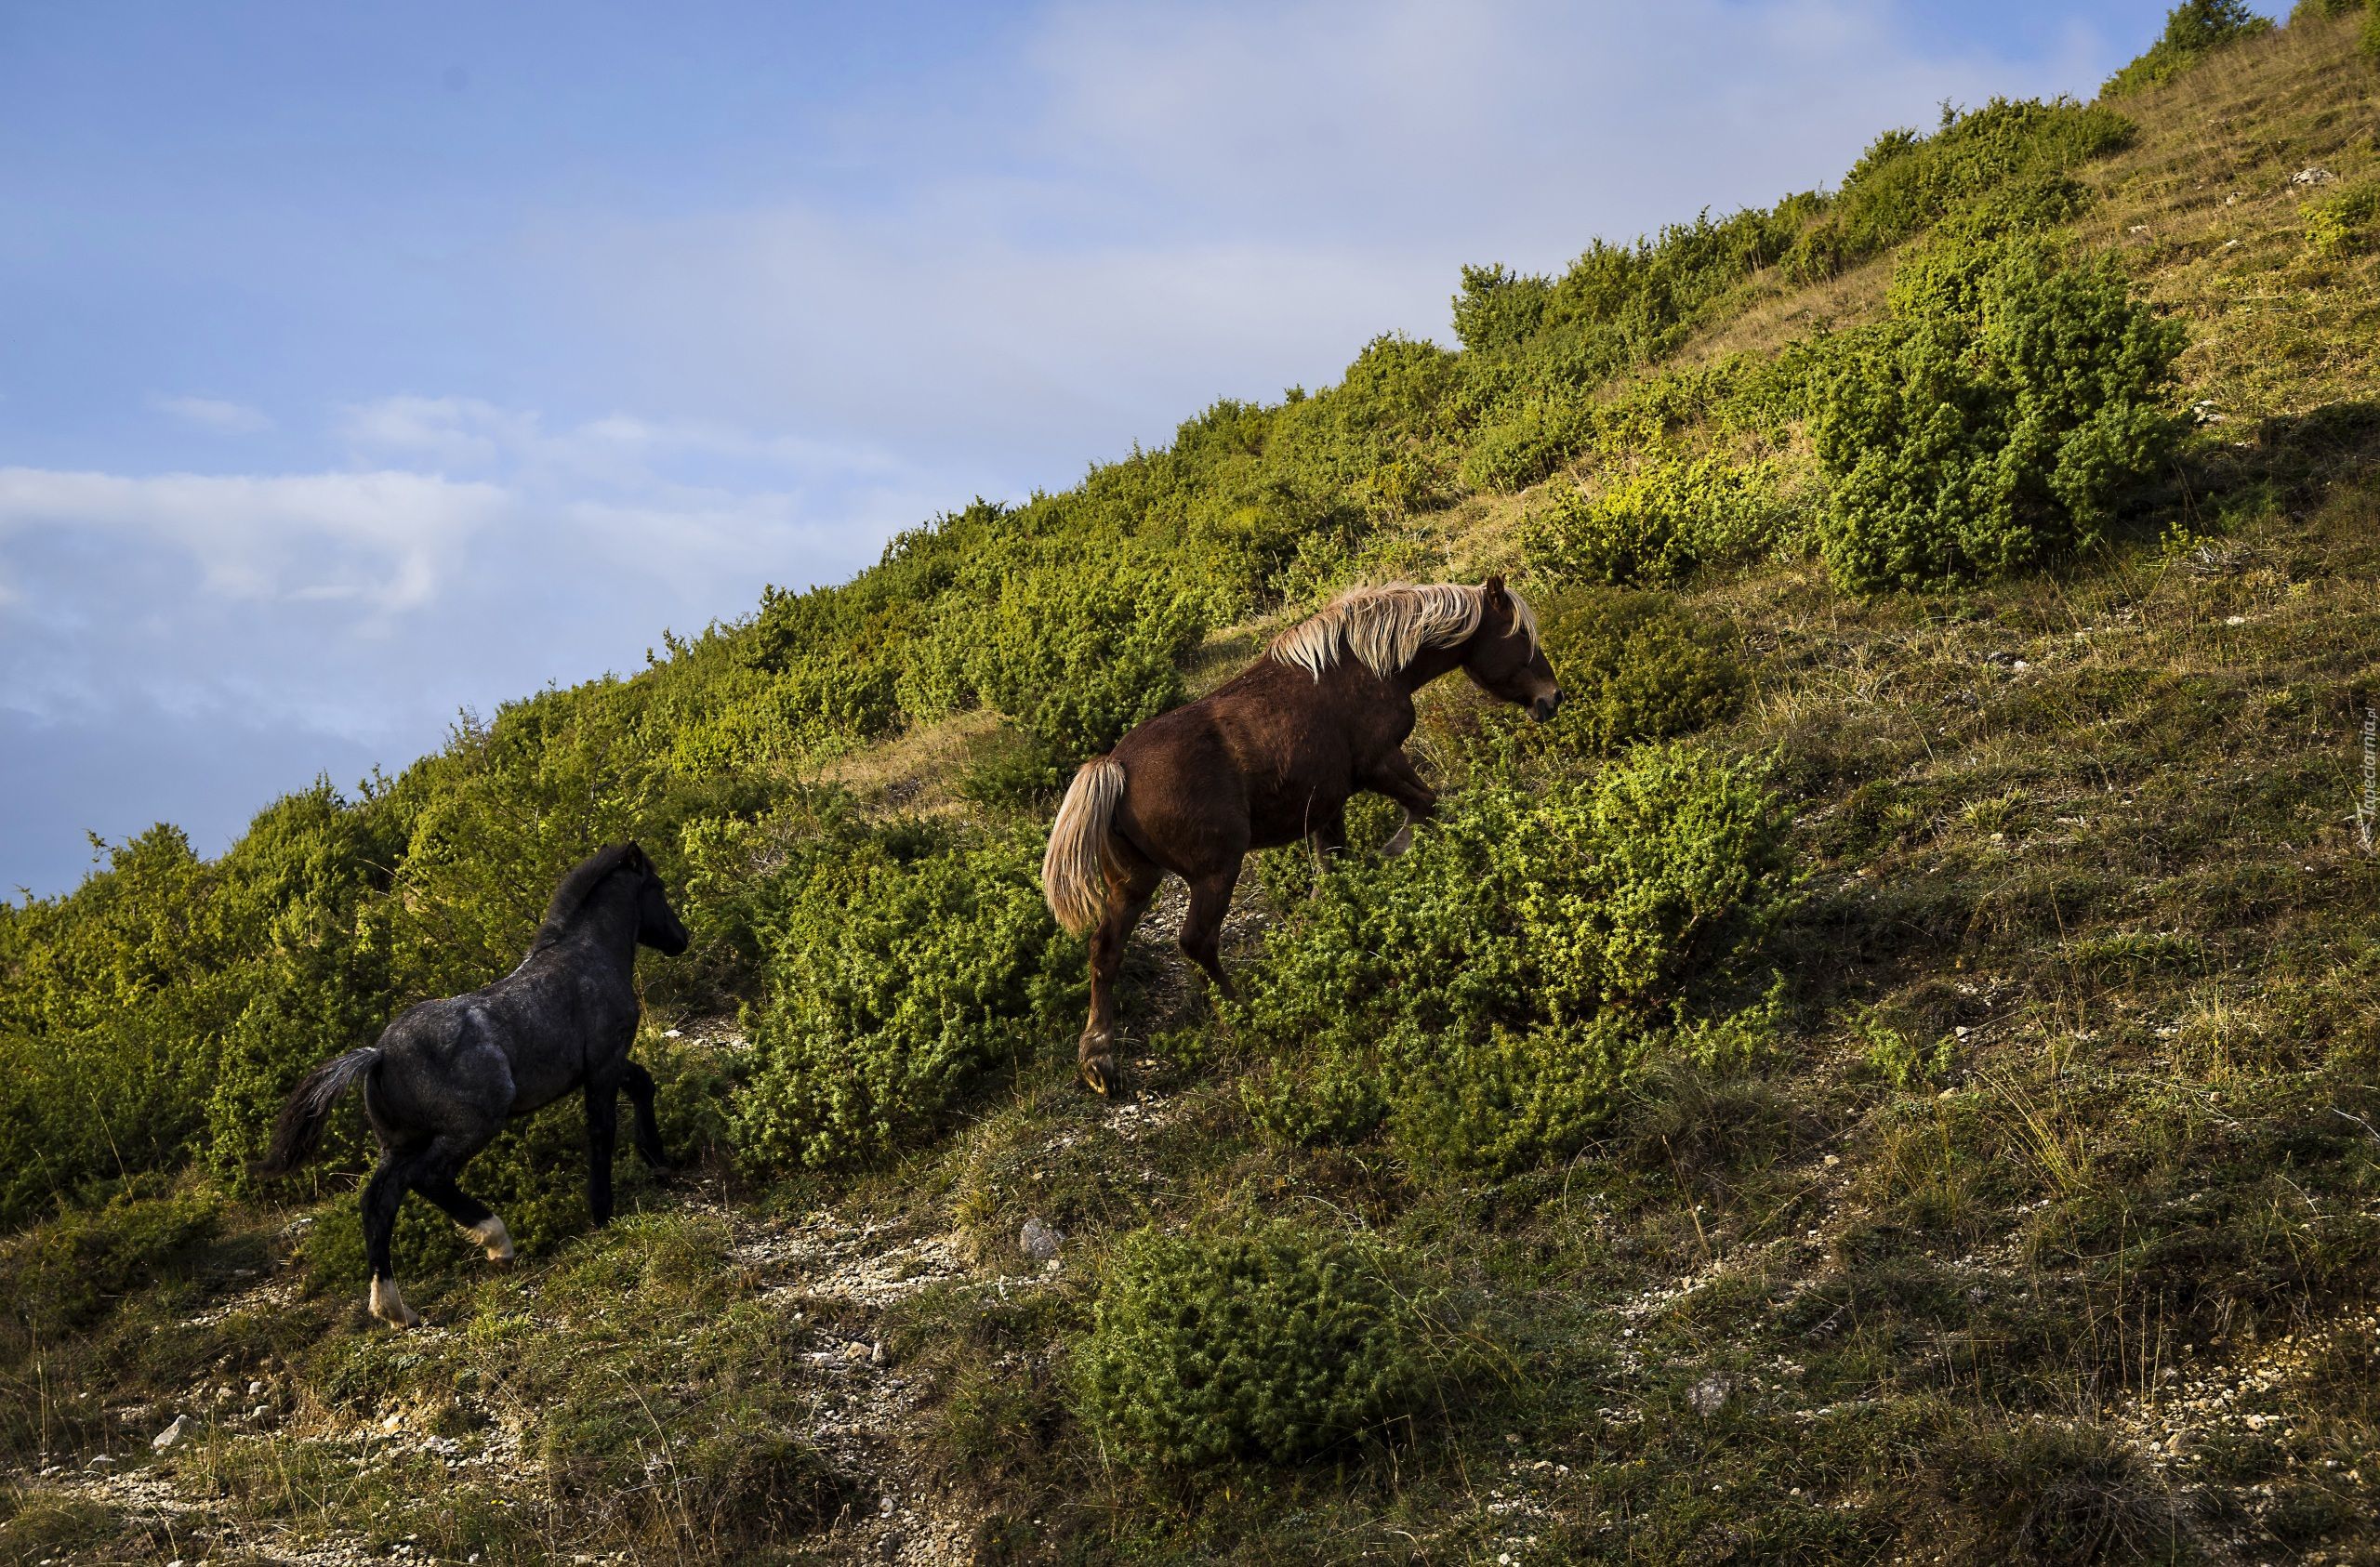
xmin=1043 ymin=756 xmax=1126 ymax=937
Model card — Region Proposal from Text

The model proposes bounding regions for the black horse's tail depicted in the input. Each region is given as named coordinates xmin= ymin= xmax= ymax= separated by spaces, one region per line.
xmin=254 ymin=1047 xmax=380 ymax=1178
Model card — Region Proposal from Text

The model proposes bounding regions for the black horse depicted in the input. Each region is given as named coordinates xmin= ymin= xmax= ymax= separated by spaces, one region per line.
xmin=258 ymin=842 xmax=691 ymax=1327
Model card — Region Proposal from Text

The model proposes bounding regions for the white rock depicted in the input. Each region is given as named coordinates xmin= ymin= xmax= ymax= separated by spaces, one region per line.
xmin=1688 ymin=1375 xmax=1733 ymax=1418
xmin=152 ymin=1415 xmax=189 ymax=1451
xmin=1020 ymin=1218 xmax=1062 ymax=1262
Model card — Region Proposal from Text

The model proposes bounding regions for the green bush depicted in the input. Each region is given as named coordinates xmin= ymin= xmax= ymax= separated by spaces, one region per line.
xmin=2303 ymin=178 xmax=2380 ymax=257
xmin=1856 ymin=1009 xmax=1956 ymax=1090
xmin=1077 ymin=1221 xmax=1432 ymax=1466
xmin=1524 ymin=454 xmax=1786 ymax=586
xmin=730 ymin=822 xmax=1079 ymax=1169
xmin=1458 ymin=393 xmax=1593 ymax=492
xmin=2104 ymin=0 xmax=2274 ymax=96
xmin=1786 ymin=99 xmax=2134 ymax=282
xmin=1812 ymin=233 xmax=2185 ymax=592
xmin=1526 ymin=586 xmax=1746 ymax=753
xmin=1831 ymin=99 xmax=2133 ymax=257
xmin=1450 ymin=263 xmax=1554 ymax=352
xmin=1236 ymin=744 xmax=1796 ymax=1171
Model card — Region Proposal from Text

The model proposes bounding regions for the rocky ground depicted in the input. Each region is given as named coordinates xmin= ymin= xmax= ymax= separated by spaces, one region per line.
xmin=4 ymin=1045 xmax=1203 ymax=1567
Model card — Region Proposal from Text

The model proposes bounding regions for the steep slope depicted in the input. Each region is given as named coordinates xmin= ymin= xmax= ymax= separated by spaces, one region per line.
xmin=7 ymin=8 xmax=2380 ymax=1565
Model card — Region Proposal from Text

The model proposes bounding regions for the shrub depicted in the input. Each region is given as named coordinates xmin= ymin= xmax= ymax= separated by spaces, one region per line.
xmin=1857 ymin=1009 xmax=1956 ymax=1090
xmin=1450 ymin=263 xmax=1554 ymax=352
xmin=1236 ymin=745 xmax=1796 ymax=1171
xmin=1077 ymin=1221 xmax=1432 ymax=1466
xmin=1275 ymin=334 xmax=1462 ymax=499
xmin=1524 ymin=454 xmax=1786 ymax=586
xmin=2303 ymin=178 xmax=2380 ymax=257
xmin=896 ymin=555 xmax=1208 ymax=790
xmin=1788 ymin=99 xmax=2135 ymax=280
xmin=730 ymin=822 xmax=1079 ymax=1169
xmin=1527 ymin=586 xmax=1746 ymax=754
xmin=1458 ymin=393 xmax=1593 ymax=492
xmin=1813 ymin=233 xmax=2185 ymax=592
xmin=2104 ymin=1 xmax=2275 ymax=96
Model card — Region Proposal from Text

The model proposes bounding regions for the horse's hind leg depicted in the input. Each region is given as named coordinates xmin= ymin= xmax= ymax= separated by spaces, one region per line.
xmin=1079 ymin=844 xmax=1161 ymax=1097
xmin=364 ymin=1135 xmax=493 ymax=1325
xmin=361 ymin=1152 xmax=422 ymax=1328
xmin=1179 ymin=859 xmax=1243 ymax=1002
xmin=621 ymin=1060 xmax=671 ymax=1170
xmin=419 ymin=1175 xmax=512 ymax=1265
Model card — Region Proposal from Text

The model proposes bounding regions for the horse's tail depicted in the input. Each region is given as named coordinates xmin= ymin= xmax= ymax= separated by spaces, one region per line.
xmin=253 ymin=1047 xmax=381 ymax=1178
xmin=1043 ymin=756 xmax=1127 ymax=938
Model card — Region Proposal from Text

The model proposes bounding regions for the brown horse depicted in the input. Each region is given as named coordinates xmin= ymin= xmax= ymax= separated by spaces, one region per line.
xmin=1041 ymin=576 xmax=1561 ymax=1093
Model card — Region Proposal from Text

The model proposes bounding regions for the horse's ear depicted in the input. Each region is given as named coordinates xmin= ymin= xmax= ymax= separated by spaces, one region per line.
xmin=623 ymin=842 xmax=647 ymax=871
xmin=1483 ymin=573 xmax=1508 ymax=607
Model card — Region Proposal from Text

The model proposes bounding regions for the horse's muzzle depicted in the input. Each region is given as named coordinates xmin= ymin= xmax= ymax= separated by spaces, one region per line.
xmin=1530 ymin=691 xmax=1562 ymax=723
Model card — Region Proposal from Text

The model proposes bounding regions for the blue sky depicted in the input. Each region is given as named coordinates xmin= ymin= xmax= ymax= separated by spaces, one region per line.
xmin=1 ymin=0 xmax=2183 ymax=897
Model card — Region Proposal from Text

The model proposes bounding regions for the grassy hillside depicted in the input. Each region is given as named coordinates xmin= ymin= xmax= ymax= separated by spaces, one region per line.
xmin=7 ymin=7 xmax=2380 ymax=1563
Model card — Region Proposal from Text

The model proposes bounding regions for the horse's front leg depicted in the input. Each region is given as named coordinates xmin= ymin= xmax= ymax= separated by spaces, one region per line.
xmin=1079 ymin=855 xmax=1160 ymax=1096
xmin=621 ymin=1060 xmax=671 ymax=1170
xmin=1363 ymin=749 xmax=1438 ymax=858
xmin=1308 ymin=798 xmax=1348 ymax=858
xmin=584 ymin=1081 xmax=618 ymax=1225
xmin=1178 ymin=857 xmax=1244 ymax=1002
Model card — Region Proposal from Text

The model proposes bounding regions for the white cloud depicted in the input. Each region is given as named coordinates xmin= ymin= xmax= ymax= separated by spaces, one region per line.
xmin=152 ymin=394 xmax=274 ymax=434
xmin=527 ymin=0 xmax=2110 ymax=483
xmin=0 ymin=467 xmax=509 ymax=612
xmin=337 ymin=395 xmax=911 ymax=494
xmin=334 ymin=395 xmax=539 ymax=472
xmin=1021 ymin=0 xmax=2108 ymax=258
xmin=0 ymin=390 xmax=966 ymax=667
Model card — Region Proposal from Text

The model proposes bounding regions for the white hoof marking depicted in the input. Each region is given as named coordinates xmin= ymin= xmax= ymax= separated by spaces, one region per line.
xmin=369 ymin=1275 xmax=420 ymax=1328
xmin=465 ymin=1215 xmax=514 ymax=1263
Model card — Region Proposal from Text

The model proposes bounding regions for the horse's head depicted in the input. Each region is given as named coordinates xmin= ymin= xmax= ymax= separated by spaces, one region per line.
xmin=621 ymin=843 xmax=693 ymax=955
xmin=1461 ymin=574 xmax=1561 ymax=722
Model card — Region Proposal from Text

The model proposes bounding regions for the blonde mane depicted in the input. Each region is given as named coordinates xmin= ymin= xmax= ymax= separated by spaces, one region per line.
xmin=1267 ymin=581 xmax=1540 ymax=681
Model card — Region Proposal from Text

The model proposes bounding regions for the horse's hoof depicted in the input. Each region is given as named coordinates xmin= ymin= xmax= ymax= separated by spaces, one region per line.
xmin=1078 ymin=1055 xmax=1115 ymax=1096
xmin=467 ymin=1216 xmax=515 ymax=1266
xmin=368 ymin=1278 xmax=422 ymax=1329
